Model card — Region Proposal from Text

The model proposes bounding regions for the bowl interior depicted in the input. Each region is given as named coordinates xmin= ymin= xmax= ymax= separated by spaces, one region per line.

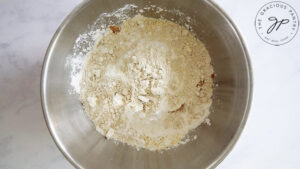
xmin=41 ymin=0 xmax=252 ymax=168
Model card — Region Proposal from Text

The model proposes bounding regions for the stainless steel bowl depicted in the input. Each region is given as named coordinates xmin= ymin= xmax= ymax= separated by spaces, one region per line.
xmin=41 ymin=0 xmax=252 ymax=168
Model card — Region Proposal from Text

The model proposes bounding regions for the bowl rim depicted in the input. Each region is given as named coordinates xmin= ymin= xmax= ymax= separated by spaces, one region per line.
xmin=40 ymin=0 xmax=253 ymax=168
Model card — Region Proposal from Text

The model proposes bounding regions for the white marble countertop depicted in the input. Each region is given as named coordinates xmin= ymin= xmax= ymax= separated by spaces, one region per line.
xmin=0 ymin=0 xmax=299 ymax=168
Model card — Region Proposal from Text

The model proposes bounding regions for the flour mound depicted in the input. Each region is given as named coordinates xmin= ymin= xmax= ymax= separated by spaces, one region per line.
xmin=80 ymin=15 xmax=213 ymax=151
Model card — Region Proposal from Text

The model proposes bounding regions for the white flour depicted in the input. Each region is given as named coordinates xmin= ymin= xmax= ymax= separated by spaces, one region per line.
xmin=80 ymin=15 xmax=213 ymax=151
xmin=66 ymin=4 xmax=213 ymax=151
xmin=66 ymin=4 xmax=138 ymax=94
xmin=66 ymin=4 xmax=195 ymax=94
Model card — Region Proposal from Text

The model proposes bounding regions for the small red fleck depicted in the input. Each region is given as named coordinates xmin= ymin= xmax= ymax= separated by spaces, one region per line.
xmin=211 ymin=74 xmax=215 ymax=78
xmin=109 ymin=25 xmax=120 ymax=34
xmin=196 ymin=80 xmax=205 ymax=87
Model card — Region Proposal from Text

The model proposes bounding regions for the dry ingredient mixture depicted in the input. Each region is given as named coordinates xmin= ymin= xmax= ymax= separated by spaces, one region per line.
xmin=80 ymin=15 xmax=213 ymax=151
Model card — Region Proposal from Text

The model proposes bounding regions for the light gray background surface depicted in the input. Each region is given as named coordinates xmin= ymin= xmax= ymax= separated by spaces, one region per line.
xmin=0 ymin=0 xmax=299 ymax=168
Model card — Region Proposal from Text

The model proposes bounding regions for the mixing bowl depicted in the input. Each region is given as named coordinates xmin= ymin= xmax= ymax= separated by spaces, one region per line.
xmin=41 ymin=0 xmax=252 ymax=168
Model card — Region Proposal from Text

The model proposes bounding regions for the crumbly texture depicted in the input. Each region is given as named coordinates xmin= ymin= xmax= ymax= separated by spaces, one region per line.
xmin=80 ymin=15 xmax=213 ymax=151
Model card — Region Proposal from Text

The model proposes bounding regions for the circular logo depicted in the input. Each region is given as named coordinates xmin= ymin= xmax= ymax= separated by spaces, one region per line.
xmin=255 ymin=1 xmax=299 ymax=46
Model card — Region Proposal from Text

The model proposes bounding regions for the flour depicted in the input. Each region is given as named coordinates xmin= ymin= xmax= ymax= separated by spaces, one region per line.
xmin=66 ymin=4 xmax=195 ymax=95
xmin=80 ymin=15 xmax=213 ymax=151
xmin=66 ymin=4 xmax=138 ymax=94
